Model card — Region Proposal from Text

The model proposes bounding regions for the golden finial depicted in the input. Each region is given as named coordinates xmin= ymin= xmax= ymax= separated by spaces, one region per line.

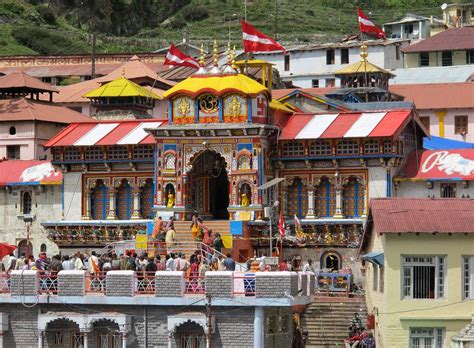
xmin=213 ymin=39 xmax=218 ymax=67
xmin=232 ymin=45 xmax=237 ymax=70
xmin=121 ymin=67 xmax=126 ymax=77
xmin=227 ymin=41 xmax=231 ymax=66
xmin=360 ymin=44 xmax=368 ymax=61
xmin=200 ymin=43 xmax=205 ymax=67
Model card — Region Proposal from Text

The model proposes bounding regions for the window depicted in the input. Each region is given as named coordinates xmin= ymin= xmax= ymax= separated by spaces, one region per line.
xmin=309 ymin=140 xmax=331 ymax=156
xmin=52 ymin=148 xmax=62 ymax=162
xmin=441 ymin=183 xmax=456 ymax=198
xmin=325 ymin=78 xmax=336 ymax=87
xmin=133 ymin=145 xmax=154 ymax=159
xmin=462 ymin=256 xmax=474 ymax=300
xmin=454 ymin=115 xmax=468 ymax=135
xmin=311 ymin=79 xmax=319 ymax=88
xmin=116 ymin=180 xmax=131 ymax=220
xmin=40 ymin=243 xmax=47 ymax=253
xmin=341 ymin=48 xmax=349 ymax=64
xmin=85 ymin=146 xmax=103 ymax=161
xmin=283 ymin=141 xmax=304 ymax=156
xmin=396 ymin=45 xmax=400 ymax=60
xmin=467 ymin=50 xmax=474 ymax=64
xmin=9 ymin=126 xmax=16 ymax=135
xmin=64 ymin=147 xmax=81 ymax=161
xmin=364 ymin=140 xmax=379 ymax=154
xmin=287 ymin=178 xmax=308 ymax=219
xmin=420 ymin=116 xmax=430 ymax=135
xmin=404 ymin=24 xmax=414 ymax=35
xmin=342 ymin=177 xmax=365 ymax=218
xmin=419 ymin=52 xmax=430 ymax=66
xmin=53 ymin=332 xmax=63 ymax=345
xmin=373 ymin=264 xmax=378 ymax=292
xmin=383 ymin=140 xmax=392 ymax=154
xmin=108 ymin=145 xmax=128 ymax=160
xmin=379 ymin=266 xmax=384 ymax=293
xmin=336 ymin=139 xmax=359 ymax=155
xmin=284 ymin=55 xmax=290 ymax=71
xmin=22 ymin=191 xmax=32 ymax=215
xmin=7 ymin=145 xmax=20 ymax=159
xmin=402 ymin=256 xmax=445 ymax=299
xmin=441 ymin=51 xmax=452 ymax=66
xmin=326 ymin=49 xmax=335 ymax=65
xmin=409 ymin=328 xmax=444 ymax=348
xmin=315 ymin=177 xmax=335 ymax=217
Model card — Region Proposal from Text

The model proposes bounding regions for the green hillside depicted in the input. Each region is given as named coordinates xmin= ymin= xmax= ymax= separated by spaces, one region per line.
xmin=0 ymin=0 xmax=469 ymax=56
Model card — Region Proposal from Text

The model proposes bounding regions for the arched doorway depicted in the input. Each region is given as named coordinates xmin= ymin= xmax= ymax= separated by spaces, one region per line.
xmin=45 ymin=318 xmax=82 ymax=348
xmin=17 ymin=239 xmax=32 ymax=258
xmin=175 ymin=321 xmax=206 ymax=348
xmin=188 ymin=150 xmax=229 ymax=219
xmin=91 ymin=319 xmax=122 ymax=348
xmin=321 ymin=251 xmax=342 ymax=271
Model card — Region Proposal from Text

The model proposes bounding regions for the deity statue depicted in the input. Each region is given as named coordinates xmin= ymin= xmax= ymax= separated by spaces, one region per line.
xmin=323 ymin=225 xmax=333 ymax=245
xmin=228 ymin=96 xmax=242 ymax=116
xmin=167 ymin=193 xmax=175 ymax=208
xmin=177 ymin=97 xmax=190 ymax=116
xmin=336 ymin=226 xmax=346 ymax=244
xmin=241 ymin=193 xmax=250 ymax=207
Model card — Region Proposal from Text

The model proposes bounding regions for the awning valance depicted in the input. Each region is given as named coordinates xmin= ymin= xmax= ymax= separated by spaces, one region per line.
xmin=361 ymin=252 xmax=384 ymax=266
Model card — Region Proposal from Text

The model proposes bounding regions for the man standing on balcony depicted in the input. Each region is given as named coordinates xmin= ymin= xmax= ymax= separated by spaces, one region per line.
xmin=223 ymin=253 xmax=236 ymax=271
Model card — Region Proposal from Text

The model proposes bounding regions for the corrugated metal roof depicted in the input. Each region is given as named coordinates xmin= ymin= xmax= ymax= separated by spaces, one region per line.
xmin=0 ymin=71 xmax=58 ymax=92
xmin=401 ymin=27 xmax=474 ymax=53
xmin=369 ymin=198 xmax=474 ymax=234
xmin=390 ymin=66 xmax=474 ymax=84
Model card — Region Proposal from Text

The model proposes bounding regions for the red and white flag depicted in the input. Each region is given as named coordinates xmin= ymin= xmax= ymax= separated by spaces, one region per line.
xmin=358 ymin=8 xmax=386 ymax=39
xmin=241 ymin=20 xmax=286 ymax=53
xmin=278 ymin=209 xmax=285 ymax=239
xmin=164 ymin=43 xmax=200 ymax=69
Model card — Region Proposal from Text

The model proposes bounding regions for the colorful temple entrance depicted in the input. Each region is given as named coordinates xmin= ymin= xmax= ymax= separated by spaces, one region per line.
xmin=188 ymin=149 xmax=229 ymax=219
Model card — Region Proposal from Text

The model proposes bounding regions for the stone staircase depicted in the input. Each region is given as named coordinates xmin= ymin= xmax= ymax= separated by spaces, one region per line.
xmin=301 ymin=296 xmax=368 ymax=348
xmin=172 ymin=220 xmax=231 ymax=256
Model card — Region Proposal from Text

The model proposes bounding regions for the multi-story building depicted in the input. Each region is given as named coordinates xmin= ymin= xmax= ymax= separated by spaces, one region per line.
xmin=401 ymin=26 xmax=474 ymax=68
xmin=442 ymin=2 xmax=474 ymax=28
xmin=383 ymin=13 xmax=445 ymax=40
xmin=254 ymin=39 xmax=409 ymax=88
xmin=360 ymin=198 xmax=474 ymax=348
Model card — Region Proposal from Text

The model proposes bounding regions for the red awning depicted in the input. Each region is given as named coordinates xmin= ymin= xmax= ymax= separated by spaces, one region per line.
xmin=399 ymin=149 xmax=474 ymax=181
xmin=0 ymin=160 xmax=62 ymax=186
xmin=279 ymin=110 xmax=412 ymax=140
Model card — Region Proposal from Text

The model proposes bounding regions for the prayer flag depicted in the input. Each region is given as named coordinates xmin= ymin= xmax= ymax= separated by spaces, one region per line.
xmin=241 ymin=20 xmax=286 ymax=53
xmin=164 ymin=43 xmax=200 ymax=69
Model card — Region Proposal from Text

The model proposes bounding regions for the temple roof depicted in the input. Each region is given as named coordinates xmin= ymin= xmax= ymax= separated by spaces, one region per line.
xmin=335 ymin=60 xmax=395 ymax=76
xmin=163 ymin=73 xmax=269 ymax=99
xmin=0 ymin=71 xmax=58 ymax=93
xmin=83 ymin=76 xmax=161 ymax=99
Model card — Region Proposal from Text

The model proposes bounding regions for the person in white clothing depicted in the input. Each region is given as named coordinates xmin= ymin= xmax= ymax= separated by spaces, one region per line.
xmin=73 ymin=252 xmax=84 ymax=270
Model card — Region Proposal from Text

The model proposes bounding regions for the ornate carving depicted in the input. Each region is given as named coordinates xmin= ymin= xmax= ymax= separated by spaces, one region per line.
xmin=185 ymin=145 xmax=231 ymax=173
xmin=177 ymin=97 xmax=191 ymax=116
xmin=227 ymin=96 xmax=242 ymax=116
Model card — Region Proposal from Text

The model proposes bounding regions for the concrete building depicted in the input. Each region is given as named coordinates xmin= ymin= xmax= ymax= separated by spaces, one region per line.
xmin=401 ymin=26 xmax=474 ymax=68
xmin=442 ymin=2 xmax=474 ymax=28
xmin=383 ymin=13 xmax=445 ymax=40
xmin=254 ymin=39 xmax=409 ymax=88
xmin=0 ymin=269 xmax=313 ymax=347
xmin=360 ymin=198 xmax=474 ymax=348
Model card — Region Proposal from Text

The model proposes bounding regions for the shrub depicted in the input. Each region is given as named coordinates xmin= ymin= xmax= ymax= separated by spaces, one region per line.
xmin=181 ymin=5 xmax=209 ymax=22
xmin=36 ymin=5 xmax=56 ymax=25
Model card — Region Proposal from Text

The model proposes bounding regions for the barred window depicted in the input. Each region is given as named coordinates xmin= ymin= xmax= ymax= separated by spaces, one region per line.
xmin=402 ymin=256 xmax=445 ymax=299
xmin=84 ymin=146 xmax=103 ymax=161
xmin=108 ymin=145 xmax=129 ymax=160
xmin=410 ymin=328 xmax=444 ymax=348
xmin=283 ymin=141 xmax=304 ymax=156
xmin=336 ymin=139 xmax=359 ymax=155
xmin=463 ymin=256 xmax=474 ymax=300
xmin=64 ymin=147 xmax=81 ymax=161
xmin=133 ymin=145 xmax=154 ymax=159
xmin=52 ymin=148 xmax=62 ymax=161
xmin=364 ymin=140 xmax=379 ymax=154
xmin=383 ymin=140 xmax=392 ymax=154
xmin=309 ymin=140 xmax=332 ymax=156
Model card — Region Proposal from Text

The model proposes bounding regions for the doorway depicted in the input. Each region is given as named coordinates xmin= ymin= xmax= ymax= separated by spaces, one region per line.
xmin=188 ymin=150 xmax=229 ymax=219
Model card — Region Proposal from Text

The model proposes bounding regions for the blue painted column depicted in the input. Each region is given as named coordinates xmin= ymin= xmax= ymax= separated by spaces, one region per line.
xmin=386 ymin=169 xmax=392 ymax=197
xmin=168 ymin=101 xmax=173 ymax=125
xmin=194 ymin=99 xmax=199 ymax=123
xmin=247 ymin=98 xmax=252 ymax=123
xmin=218 ymin=97 xmax=223 ymax=122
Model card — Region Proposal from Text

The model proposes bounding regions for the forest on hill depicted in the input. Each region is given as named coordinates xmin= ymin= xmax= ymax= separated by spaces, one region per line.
xmin=0 ymin=0 xmax=470 ymax=56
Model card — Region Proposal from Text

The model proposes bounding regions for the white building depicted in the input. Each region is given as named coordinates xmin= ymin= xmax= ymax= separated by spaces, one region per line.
xmin=254 ymin=39 xmax=409 ymax=88
xmin=383 ymin=13 xmax=445 ymax=40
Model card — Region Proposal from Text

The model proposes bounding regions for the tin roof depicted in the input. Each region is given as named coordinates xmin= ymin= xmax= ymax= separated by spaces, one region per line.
xmin=401 ymin=27 xmax=474 ymax=53
xmin=390 ymin=65 xmax=474 ymax=84
xmin=0 ymin=71 xmax=58 ymax=93
xmin=83 ymin=76 xmax=161 ymax=99
xmin=0 ymin=98 xmax=91 ymax=123
xmin=369 ymin=198 xmax=474 ymax=234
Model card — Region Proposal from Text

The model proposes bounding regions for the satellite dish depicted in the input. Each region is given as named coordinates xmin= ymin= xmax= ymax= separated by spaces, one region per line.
xmin=441 ymin=3 xmax=448 ymax=10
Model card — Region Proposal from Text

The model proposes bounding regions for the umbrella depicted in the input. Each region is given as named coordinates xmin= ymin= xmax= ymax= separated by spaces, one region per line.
xmin=0 ymin=243 xmax=17 ymax=259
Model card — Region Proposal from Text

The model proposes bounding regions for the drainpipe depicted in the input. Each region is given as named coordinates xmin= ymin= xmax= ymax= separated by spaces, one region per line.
xmin=254 ymin=306 xmax=264 ymax=348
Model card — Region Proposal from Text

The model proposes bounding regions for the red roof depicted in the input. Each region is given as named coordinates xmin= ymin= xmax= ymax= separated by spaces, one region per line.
xmin=390 ymin=83 xmax=474 ymax=109
xmin=0 ymin=71 xmax=58 ymax=93
xmin=401 ymin=27 xmax=474 ymax=53
xmin=397 ymin=149 xmax=474 ymax=181
xmin=369 ymin=198 xmax=474 ymax=234
xmin=0 ymin=98 xmax=91 ymax=123
xmin=45 ymin=119 xmax=165 ymax=147
xmin=0 ymin=160 xmax=62 ymax=186
xmin=279 ymin=110 xmax=412 ymax=140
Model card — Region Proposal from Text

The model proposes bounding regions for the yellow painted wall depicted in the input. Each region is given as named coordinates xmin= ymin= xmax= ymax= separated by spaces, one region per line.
xmin=405 ymin=50 xmax=469 ymax=67
xmin=365 ymin=232 xmax=473 ymax=348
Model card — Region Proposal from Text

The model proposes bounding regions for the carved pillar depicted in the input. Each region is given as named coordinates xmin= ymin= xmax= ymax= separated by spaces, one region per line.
xmin=361 ymin=180 xmax=368 ymax=218
xmin=306 ymin=185 xmax=316 ymax=219
xmin=38 ymin=330 xmax=44 ymax=348
xmin=106 ymin=187 xmax=117 ymax=220
xmin=122 ymin=332 xmax=128 ymax=348
xmin=82 ymin=331 xmax=89 ymax=348
xmin=333 ymin=179 xmax=343 ymax=219
xmin=83 ymin=189 xmax=92 ymax=220
xmin=281 ymin=187 xmax=288 ymax=217
xmin=131 ymin=187 xmax=141 ymax=220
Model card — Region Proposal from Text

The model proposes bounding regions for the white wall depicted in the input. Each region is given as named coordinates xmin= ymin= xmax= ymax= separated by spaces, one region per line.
xmin=63 ymin=172 xmax=83 ymax=220
xmin=368 ymin=167 xmax=390 ymax=199
xmin=419 ymin=108 xmax=474 ymax=143
xmin=395 ymin=180 xmax=474 ymax=198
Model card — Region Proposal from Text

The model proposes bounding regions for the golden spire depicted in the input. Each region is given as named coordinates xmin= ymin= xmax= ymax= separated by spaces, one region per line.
xmin=121 ymin=67 xmax=126 ymax=77
xmin=232 ymin=45 xmax=237 ymax=70
xmin=360 ymin=44 xmax=368 ymax=62
xmin=200 ymin=43 xmax=205 ymax=67
xmin=227 ymin=41 xmax=232 ymax=66
xmin=213 ymin=39 xmax=218 ymax=66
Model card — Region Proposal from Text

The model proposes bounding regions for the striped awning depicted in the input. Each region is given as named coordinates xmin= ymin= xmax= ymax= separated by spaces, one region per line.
xmin=45 ymin=120 xmax=164 ymax=147
xmin=280 ymin=110 xmax=412 ymax=140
